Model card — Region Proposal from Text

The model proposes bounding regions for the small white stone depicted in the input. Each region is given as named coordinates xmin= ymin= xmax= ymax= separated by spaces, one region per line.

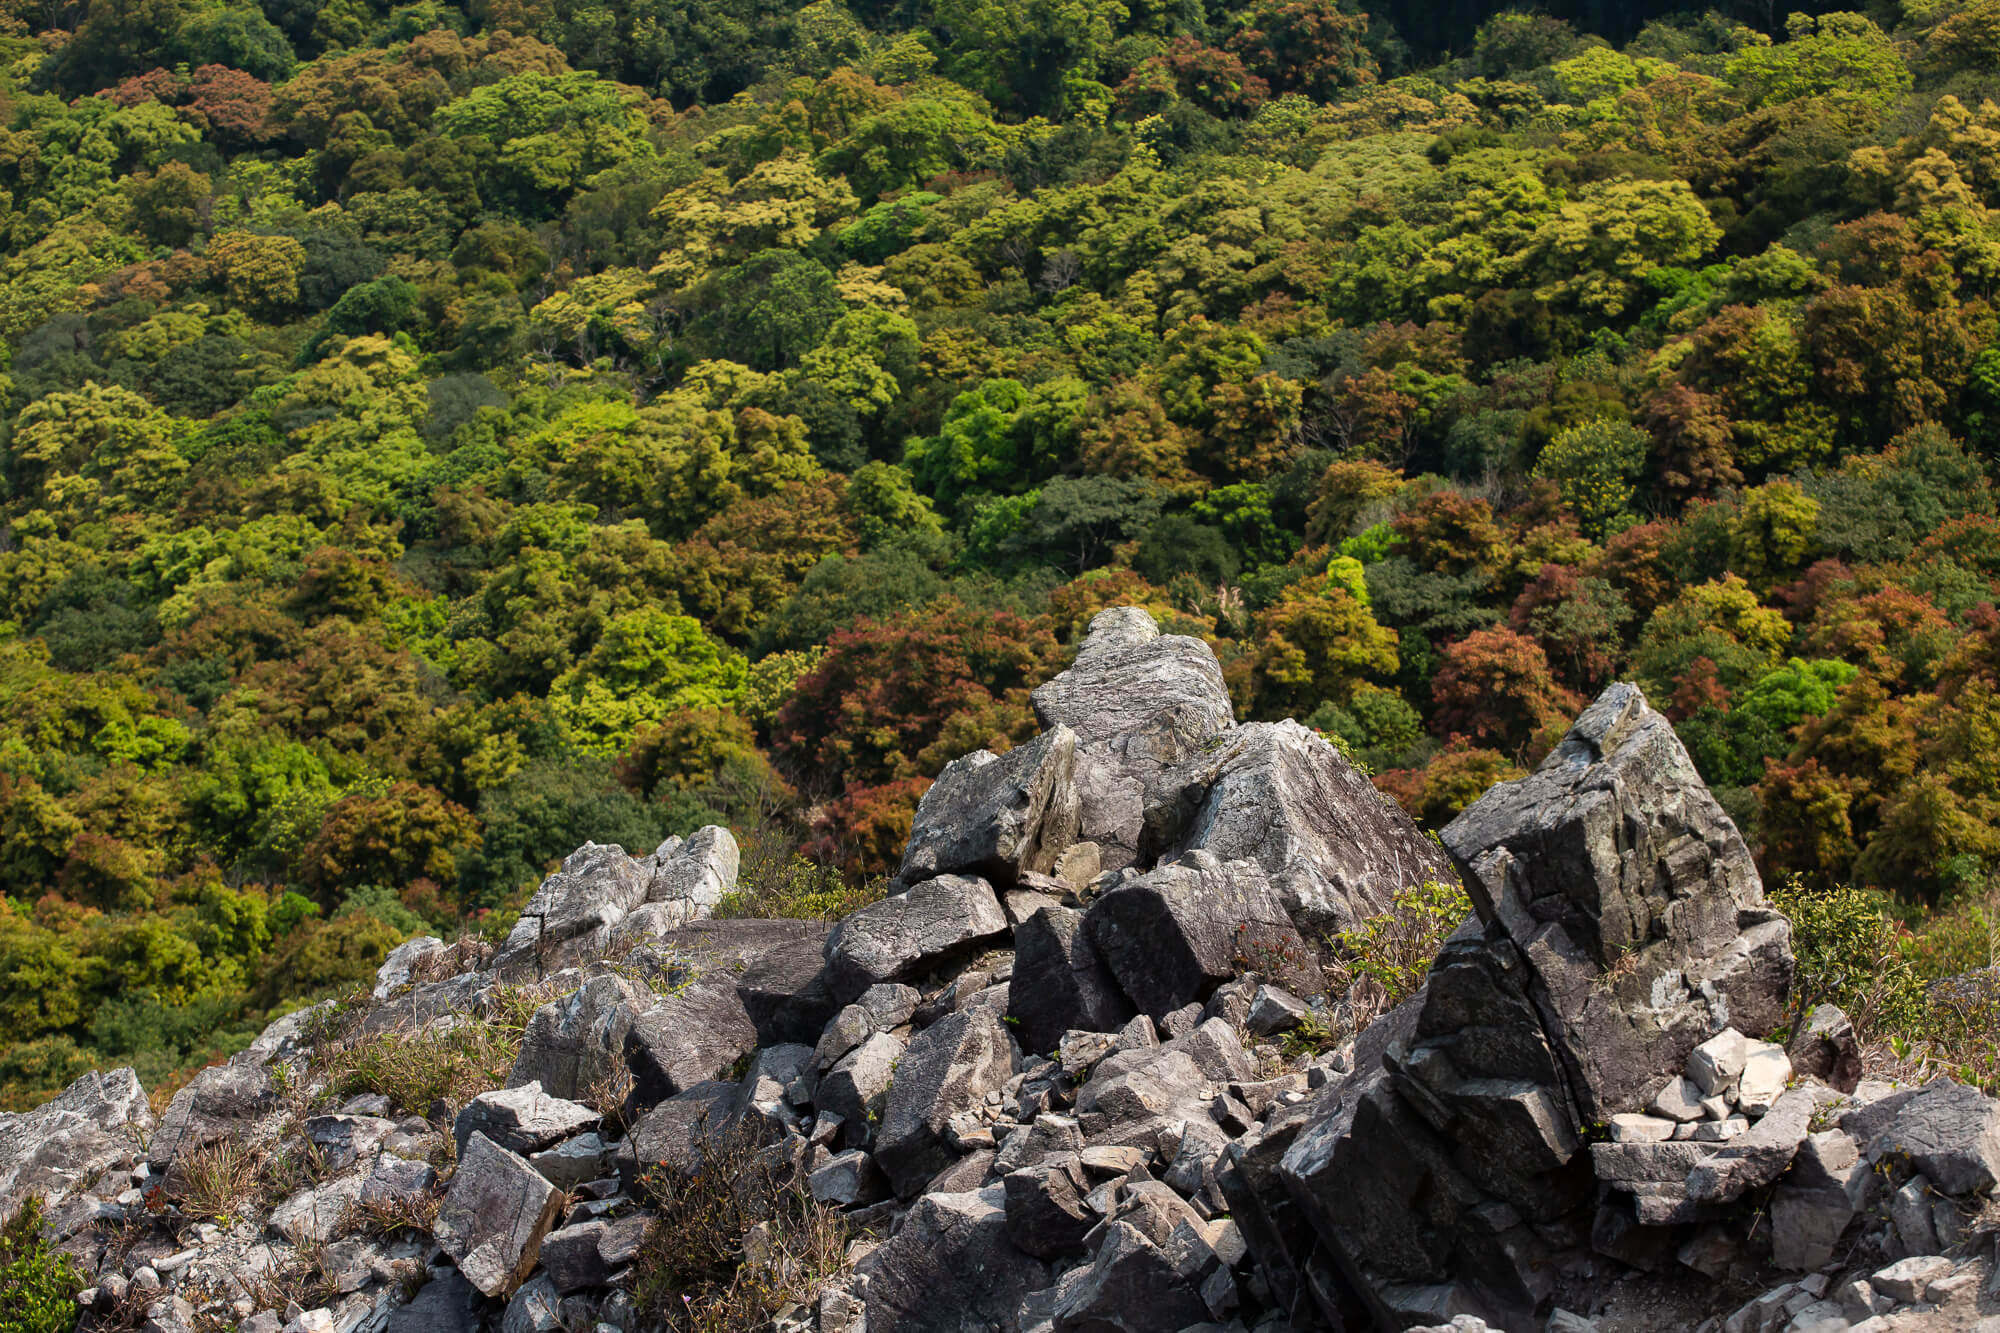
xmin=1738 ymin=1042 xmax=1791 ymax=1116
xmin=1689 ymin=1028 xmax=1749 ymax=1095
xmin=1690 ymin=1116 xmax=1749 ymax=1142
xmin=1609 ymin=1113 xmax=1678 ymax=1143
xmin=1649 ymin=1076 xmax=1707 ymax=1123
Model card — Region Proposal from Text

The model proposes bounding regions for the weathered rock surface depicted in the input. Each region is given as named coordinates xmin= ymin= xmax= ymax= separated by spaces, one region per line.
xmin=824 ymin=874 xmax=1009 ymax=1001
xmin=0 ymin=1067 xmax=151 ymax=1206
xmin=151 ymin=1062 xmax=278 ymax=1187
xmin=875 ymin=1007 xmax=1018 ymax=1198
xmin=861 ymin=1187 xmax=1051 ymax=1333
xmin=1009 ymin=903 xmax=1135 ymax=1054
xmin=492 ymin=842 xmax=654 ymax=981
xmin=1030 ymin=607 xmax=1236 ymax=872
xmin=1142 ymin=718 xmax=1459 ymax=935
xmin=896 ymin=724 xmax=1081 ymax=888
xmin=1085 ymin=850 xmax=1319 ymax=1019
xmin=435 ymin=1133 xmax=565 ymax=1298
xmin=453 ymin=1082 xmax=599 ymax=1158
xmin=507 ymin=973 xmax=650 ymax=1101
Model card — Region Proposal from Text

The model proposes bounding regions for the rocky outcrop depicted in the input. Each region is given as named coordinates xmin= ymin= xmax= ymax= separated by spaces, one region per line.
xmin=18 ymin=635 xmax=2000 ymax=1333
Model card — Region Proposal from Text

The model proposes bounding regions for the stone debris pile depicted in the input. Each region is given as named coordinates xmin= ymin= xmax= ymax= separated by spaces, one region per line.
xmin=0 ymin=608 xmax=1995 ymax=1333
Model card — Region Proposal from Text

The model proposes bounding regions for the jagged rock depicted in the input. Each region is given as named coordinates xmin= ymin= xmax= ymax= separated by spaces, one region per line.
xmin=1009 ymin=903 xmax=1136 ymax=1055
xmin=897 ymin=725 xmax=1081 ymax=888
xmin=1686 ymin=1085 xmax=1832 ymax=1204
xmin=809 ymin=1149 xmax=887 ymax=1207
xmin=1176 ymin=1017 xmax=1259 ymax=1084
xmin=151 ymin=1062 xmax=277 ymax=1187
xmin=452 ymin=1082 xmax=598 ymax=1158
xmin=435 ymin=1132 xmax=565 ymax=1299
xmin=1085 ymin=851 xmax=1319 ymax=1020
xmin=270 ymin=1172 xmax=365 ymax=1244
xmin=1872 ymin=1255 xmax=1952 ymax=1302
xmin=508 ymin=974 xmax=651 ymax=1101
xmin=1440 ymin=684 xmax=1795 ymax=1122
xmin=1051 ymin=1220 xmax=1211 ymax=1333
xmin=372 ymin=936 xmax=445 ymax=999
xmin=875 ymin=1007 xmax=1019 ymax=1198
xmin=815 ymin=1031 xmax=903 ymax=1150
xmin=1075 ymin=1048 xmax=1209 ymax=1152
xmin=0 ymin=1067 xmax=152 ymax=1206
xmin=539 ymin=1215 xmax=650 ymax=1291
xmin=1030 ymin=607 xmax=1237 ymax=873
xmin=528 ymin=1134 xmax=611 ymax=1190
xmin=995 ymin=1113 xmax=1087 ymax=1176
xmin=304 ymin=1115 xmax=397 ymax=1172
xmin=1770 ymin=1130 xmax=1872 ymax=1271
xmin=386 ymin=1274 xmax=481 ymax=1333
xmin=502 ymin=1274 xmax=563 ymax=1333
xmin=1003 ymin=1155 xmax=1094 ymax=1258
xmin=1141 ymin=718 xmax=1459 ymax=936
xmin=1786 ymin=1004 xmax=1863 ymax=1095
xmin=623 ymin=920 xmax=839 ymax=1106
xmin=824 ymin=875 xmax=1010 ymax=1002
xmin=492 ymin=842 xmax=654 ymax=981
xmin=861 ymin=1186 xmax=1051 ymax=1333
xmin=1852 ymin=1079 xmax=2000 ymax=1197
xmin=1246 ymin=985 xmax=1311 ymax=1037
xmin=648 ymin=825 xmax=739 ymax=918
xmin=620 ymin=1081 xmax=740 ymax=1189
xmin=359 ymin=1155 xmax=435 ymax=1209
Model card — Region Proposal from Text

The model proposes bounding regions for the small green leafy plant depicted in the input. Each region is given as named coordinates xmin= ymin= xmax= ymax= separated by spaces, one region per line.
xmin=0 ymin=1197 xmax=84 ymax=1333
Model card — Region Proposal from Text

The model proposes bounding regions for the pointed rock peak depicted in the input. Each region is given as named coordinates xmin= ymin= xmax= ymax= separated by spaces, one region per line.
xmin=1031 ymin=606 xmax=1234 ymax=750
xmin=1074 ymin=605 xmax=1161 ymax=658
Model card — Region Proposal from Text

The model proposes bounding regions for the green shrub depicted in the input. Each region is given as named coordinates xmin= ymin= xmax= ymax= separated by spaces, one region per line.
xmin=1323 ymin=877 xmax=1474 ymax=1012
xmin=1769 ymin=876 xmax=1927 ymax=1038
xmin=0 ymin=1197 xmax=83 ymax=1333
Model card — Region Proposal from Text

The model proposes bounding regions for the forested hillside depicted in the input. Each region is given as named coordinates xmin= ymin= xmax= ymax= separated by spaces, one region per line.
xmin=1 ymin=0 xmax=1997 ymax=1109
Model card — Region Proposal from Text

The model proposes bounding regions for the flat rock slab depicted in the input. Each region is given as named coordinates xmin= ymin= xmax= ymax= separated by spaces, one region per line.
xmin=1856 ymin=1079 xmax=2000 ymax=1197
xmin=453 ymin=1082 xmax=599 ymax=1158
xmin=824 ymin=875 xmax=1009 ymax=1003
xmin=1086 ymin=850 xmax=1318 ymax=1020
xmin=436 ymin=1132 xmax=565 ymax=1298
xmin=897 ymin=725 xmax=1081 ymax=888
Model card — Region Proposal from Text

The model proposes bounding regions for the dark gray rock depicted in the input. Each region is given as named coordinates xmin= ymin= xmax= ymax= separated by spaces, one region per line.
xmin=452 ymin=1083 xmax=598 ymax=1158
xmin=386 ymin=1270 xmax=481 ymax=1333
xmin=825 ymin=875 xmax=1010 ymax=1003
xmin=435 ymin=1132 xmax=565 ymax=1298
xmin=623 ymin=920 xmax=839 ymax=1107
xmin=539 ymin=1215 xmax=651 ymax=1291
xmin=1854 ymin=1078 xmax=2000 ymax=1196
xmin=1085 ymin=851 xmax=1319 ymax=1020
xmin=360 ymin=1155 xmax=436 ymax=1209
xmin=492 ymin=842 xmax=653 ymax=981
xmin=1770 ymin=1130 xmax=1872 ymax=1271
xmin=508 ymin=974 xmax=650 ymax=1101
xmin=1075 ymin=1048 xmax=1209 ymax=1152
xmin=875 ymin=1008 xmax=1018 ymax=1198
xmin=1030 ymin=607 xmax=1237 ymax=874
xmin=620 ymin=1081 xmax=740 ymax=1190
xmin=897 ymin=725 xmax=1081 ymax=888
xmin=1686 ymin=1085 xmax=1832 ymax=1204
xmin=861 ymin=1187 xmax=1052 ymax=1333
xmin=1003 ymin=1155 xmax=1094 ymax=1258
xmin=150 ymin=1062 xmax=276 ymax=1188
xmin=810 ymin=1149 xmax=887 ymax=1207
xmin=814 ymin=1031 xmax=903 ymax=1150
xmin=1142 ymin=718 xmax=1459 ymax=936
xmin=1050 ymin=1220 xmax=1211 ymax=1333
xmin=0 ymin=1067 xmax=151 ymax=1207
xmin=303 ymin=1114 xmax=397 ymax=1173
xmin=1786 ymin=1003 xmax=1862 ymax=1094
xmin=1440 ymin=683 xmax=1794 ymax=1122
xmin=1009 ymin=904 xmax=1136 ymax=1055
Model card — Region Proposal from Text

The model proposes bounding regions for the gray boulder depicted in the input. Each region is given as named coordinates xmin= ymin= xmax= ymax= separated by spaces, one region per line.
xmin=371 ymin=936 xmax=445 ymax=999
xmin=386 ymin=1270 xmax=480 ymax=1333
xmin=303 ymin=1114 xmax=396 ymax=1173
xmin=435 ymin=1132 xmax=566 ymax=1298
xmin=643 ymin=825 xmax=739 ymax=924
xmin=359 ymin=1155 xmax=436 ymax=1209
xmin=897 ymin=725 xmax=1082 ymax=888
xmin=875 ymin=1008 xmax=1019 ymax=1198
xmin=1851 ymin=1078 xmax=2000 ymax=1196
xmin=815 ymin=1031 xmax=904 ymax=1150
xmin=539 ymin=1215 xmax=650 ymax=1291
xmin=150 ymin=1062 xmax=277 ymax=1188
xmin=1009 ymin=903 xmax=1136 ymax=1055
xmin=1030 ymin=607 xmax=1237 ymax=873
xmin=1786 ymin=1003 xmax=1863 ymax=1094
xmin=824 ymin=875 xmax=1010 ymax=1002
xmin=620 ymin=1080 xmax=740 ymax=1190
xmin=452 ymin=1082 xmax=598 ymax=1158
xmin=1003 ymin=1155 xmax=1094 ymax=1258
xmin=1050 ymin=1220 xmax=1211 ymax=1333
xmin=1085 ymin=851 xmax=1319 ymax=1020
xmin=0 ymin=1067 xmax=152 ymax=1207
xmin=1142 ymin=719 xmax=1458 ymax=936
xmin=1769 ymin=1130 xmax=1872 ymax=1271
xmin=492 ymin=842 xmax=653 ymax=981
xmin=861 ymin=1187 xmax=1052 ymax=1333
xmin=508 ymin=974 xmax=650 ymax=1101
xmin=1440 ymin=683 xmax=1794 ymax=1122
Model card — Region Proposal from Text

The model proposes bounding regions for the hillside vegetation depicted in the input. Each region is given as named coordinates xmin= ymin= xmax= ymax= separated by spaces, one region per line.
xmin=2 ymin=0 xmax=2000 ymax=1108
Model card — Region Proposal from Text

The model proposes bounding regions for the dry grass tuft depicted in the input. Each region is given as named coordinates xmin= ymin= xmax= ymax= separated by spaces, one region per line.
xmin=173 ymin=1139 xmax=265 ymax=1223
